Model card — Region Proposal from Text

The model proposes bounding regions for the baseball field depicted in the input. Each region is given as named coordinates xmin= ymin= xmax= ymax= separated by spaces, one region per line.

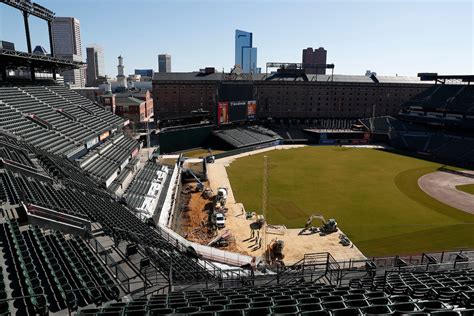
xmin=227 ymin=146 xmax=474 ymax=257
xmin=457 ymin=184 xmax=474 ymax=195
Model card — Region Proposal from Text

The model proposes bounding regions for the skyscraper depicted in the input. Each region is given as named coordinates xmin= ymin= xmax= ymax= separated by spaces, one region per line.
xmin=158 ymin=54 xmax=171 ymax=73
xmin=86 ymin=44 xmax=105 ymax=87
xmin=302 ymin=47 xmax=327 ymax=75
xmin=52 ymin=17 xmax=85 ymax=87
xmin=235 ymin=29 xmax=257 ymax=73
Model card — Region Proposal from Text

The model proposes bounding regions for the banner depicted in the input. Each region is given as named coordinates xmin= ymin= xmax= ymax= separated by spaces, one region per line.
xmin=217 ymin=102 xmax=229 ymax=125
xmin=247 ymin=101 xmax=257 ymax=120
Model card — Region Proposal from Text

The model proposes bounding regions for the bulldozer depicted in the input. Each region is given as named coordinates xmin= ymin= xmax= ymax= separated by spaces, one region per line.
xmin=301 ymin=214 xmax=338 ymax=235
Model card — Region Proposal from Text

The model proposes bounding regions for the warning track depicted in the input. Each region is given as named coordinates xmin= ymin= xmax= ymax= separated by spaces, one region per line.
xmin=418 ymin=170 xmax=474 ymax=215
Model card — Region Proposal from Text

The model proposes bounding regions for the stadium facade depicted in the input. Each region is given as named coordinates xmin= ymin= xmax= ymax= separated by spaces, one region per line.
xmin=152 ymin=71 xmax=433 ymax=123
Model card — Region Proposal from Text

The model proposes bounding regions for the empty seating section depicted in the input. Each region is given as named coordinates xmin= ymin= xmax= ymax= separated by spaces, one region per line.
xmin=78 ymin=134 xmax=139 ymax=184
xmin=389 ymin=132 xmax=474 ymax=165
xmin=0 ymin=146 xmax=33 ymax=168
xmin=0 ymin=86 xmax=86 ymax=153
xmin=0 ymin=163 xmax=212 ymax=282
xmin=404 ymin=84 xmax=474 ymax=113
xmin=213 ymin=126 xmax=282 ymax=148
xmin=359 ymin=117 xmax=426 ymax=133
xmin=0 ymin=84 xmax=127 ymax=156
xmin=0 ymin=171 xmax=21 ymax=205
xmin=21 ymin=86 xmax=106 ymax=132
xmin=46 ymin=85 xmax=123 ymax=128
xmin=0 ymin=219 xmax=120 ymax=314
xmin=0 ymin=133 xmax=35 ymax=168
xmin=77 ymin=271 xmax=474 ymax=315
xmin=20 ymin=86 xmax=99 ymax=139
xmin=0 ymin=259 xmax=8 ymax=315
xmin=124 ymin=162 xmax=170 ymax=213
xmin=0 ymin=96 xmax=77 ymax=155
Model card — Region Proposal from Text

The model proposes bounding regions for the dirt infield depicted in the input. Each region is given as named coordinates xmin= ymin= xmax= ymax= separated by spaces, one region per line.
xmin=418 ymin=170 xmax=474 ymax=215
xmin=207 ymin=145 xmax=367 ymax=264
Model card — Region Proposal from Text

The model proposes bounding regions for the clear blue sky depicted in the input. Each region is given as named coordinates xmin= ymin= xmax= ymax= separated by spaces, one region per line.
xmin=1 ymin=0 xmax=472 ymax=77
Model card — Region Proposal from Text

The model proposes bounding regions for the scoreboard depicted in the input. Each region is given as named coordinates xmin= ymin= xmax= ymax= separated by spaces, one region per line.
xmin=217 ymin=82 xmax=257 ymax=125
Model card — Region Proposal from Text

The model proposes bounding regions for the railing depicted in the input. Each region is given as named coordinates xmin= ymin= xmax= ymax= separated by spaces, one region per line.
xmin=87 ymin=236 xmax=132 ymax=294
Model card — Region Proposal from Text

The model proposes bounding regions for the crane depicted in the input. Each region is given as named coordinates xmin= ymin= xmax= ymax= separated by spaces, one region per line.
xmin=183 ymin=168 xmax=204 ymax=191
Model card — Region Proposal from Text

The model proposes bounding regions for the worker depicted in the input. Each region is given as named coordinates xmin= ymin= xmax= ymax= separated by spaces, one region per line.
xmin=258 ymin=238 xmax=262 ymax=248
xmin=251 ymin=229 xmax=254 ymax=238
xmin=256 ymin=230 xmax=260 ymax=239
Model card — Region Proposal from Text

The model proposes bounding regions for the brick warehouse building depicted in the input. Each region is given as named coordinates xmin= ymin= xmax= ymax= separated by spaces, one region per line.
xmin=99 ymin=89 xmax=153 ymax=127
xmin=152 ymin=71 xmax=433 ymax=124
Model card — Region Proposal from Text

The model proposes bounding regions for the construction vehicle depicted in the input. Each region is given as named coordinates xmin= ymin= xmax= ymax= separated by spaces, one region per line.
xmin=202 ymin=188 xmax=213 ymax=199
xmin=302 ymin=214 xmax=338 ymax=235
xmin=215 ymin=187 xmax=228 ymax=205
xmin=205 ymin=148 xmax=215 ymax=163
xmin=255 ymin=215 xmax=265 ymax=228
xmin=183 ymin=168 xmax=205 ymax=191
xmin=339 ymin=234 xmax=351 ymax=246
xmin=215 ymin=213 xmax=226 ymax=229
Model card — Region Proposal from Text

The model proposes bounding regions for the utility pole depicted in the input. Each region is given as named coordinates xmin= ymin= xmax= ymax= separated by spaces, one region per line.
xmin=262 ymin=155 xmax=268 ymax=263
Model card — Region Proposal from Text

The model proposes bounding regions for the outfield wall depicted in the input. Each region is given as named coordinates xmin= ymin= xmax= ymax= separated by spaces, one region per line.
xmin=159 ymin=125 xmax=213 ymax=153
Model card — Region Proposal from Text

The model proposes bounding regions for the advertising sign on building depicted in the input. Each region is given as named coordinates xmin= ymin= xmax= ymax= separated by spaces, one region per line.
xmin=247 ymin=101 xmax=257 ymax=120
xmin=217 ymin=102 xmax=229 ymax=125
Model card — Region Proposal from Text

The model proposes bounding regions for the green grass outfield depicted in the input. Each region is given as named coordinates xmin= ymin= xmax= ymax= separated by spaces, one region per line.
xmin=226 ymin=146 xmax=474 ymax=257
xmin=456 ymin=184 xmax=474 ymax=195
xmin=182 ymin=148 xmax=225 ymax=158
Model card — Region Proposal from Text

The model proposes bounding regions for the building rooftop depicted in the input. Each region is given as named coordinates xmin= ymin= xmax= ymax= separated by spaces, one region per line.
xmin=115 ymin=96 xmax=144 ymax=106
xmin=153 ymin=72 xmax=433 ymax=84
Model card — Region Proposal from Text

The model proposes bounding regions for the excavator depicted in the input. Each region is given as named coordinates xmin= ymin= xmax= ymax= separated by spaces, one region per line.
xmin=301 ymin=214 xmax=338 ymax=235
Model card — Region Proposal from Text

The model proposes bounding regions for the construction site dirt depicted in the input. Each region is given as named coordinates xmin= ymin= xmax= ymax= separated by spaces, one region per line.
xmin=174 ymin=182 xmax=242 ymax=253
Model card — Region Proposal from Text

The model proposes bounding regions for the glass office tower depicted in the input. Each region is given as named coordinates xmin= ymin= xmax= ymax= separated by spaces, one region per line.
xmin=235 ymin=29 xmax=257 ymax=73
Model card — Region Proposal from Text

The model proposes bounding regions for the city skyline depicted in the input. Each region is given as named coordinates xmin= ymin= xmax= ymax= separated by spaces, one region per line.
xmin=0 ymin=0 xmax=472 ymax=77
